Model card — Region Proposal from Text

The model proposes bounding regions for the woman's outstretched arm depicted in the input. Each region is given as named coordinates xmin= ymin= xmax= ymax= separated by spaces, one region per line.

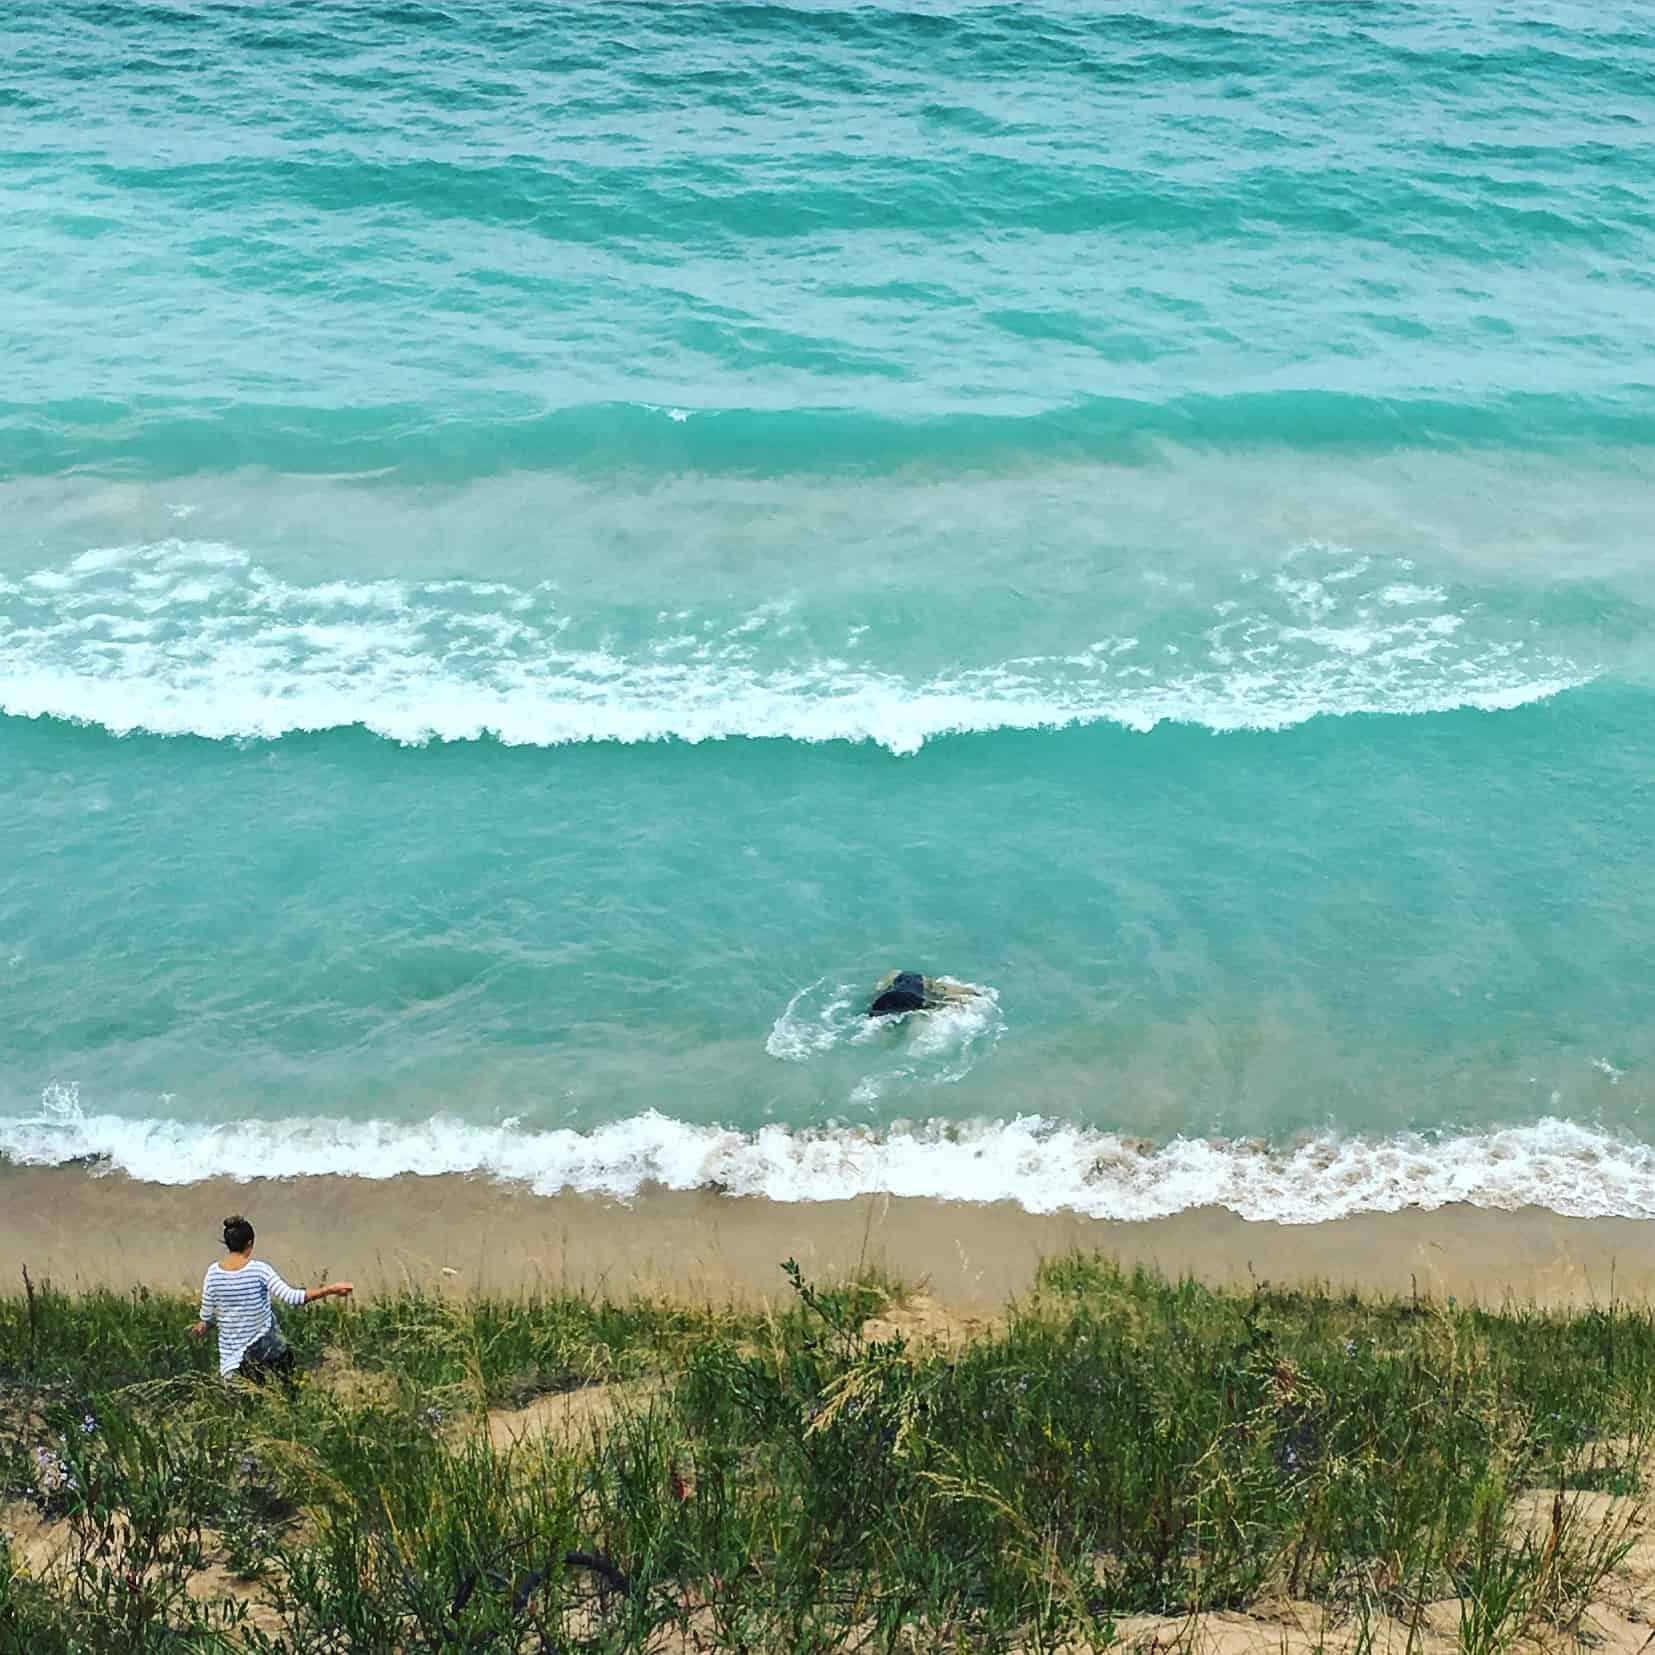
xmin=264 ymin=1264 xmax=353 ymax=1306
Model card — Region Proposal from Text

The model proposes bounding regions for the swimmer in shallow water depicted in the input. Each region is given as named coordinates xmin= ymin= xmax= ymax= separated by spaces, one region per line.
xmin=866 ymin=970 xmax=981 ymax=1017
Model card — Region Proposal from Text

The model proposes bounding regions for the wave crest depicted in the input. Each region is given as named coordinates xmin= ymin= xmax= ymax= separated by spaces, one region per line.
xmin=0 ymin=539 xmax=1585 ymax=753
xmin=6 ymin=390 xmax=1655 ymax=481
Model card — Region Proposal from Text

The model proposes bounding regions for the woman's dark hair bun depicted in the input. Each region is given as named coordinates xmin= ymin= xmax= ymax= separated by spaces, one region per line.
xmin=222 ymin=1215 xmax=255 ymax=1253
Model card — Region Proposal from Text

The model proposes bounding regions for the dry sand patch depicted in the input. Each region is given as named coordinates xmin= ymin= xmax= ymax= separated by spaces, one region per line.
xmin=859 ymin=1291 xmax=998 ymax=1352
xmin=1 ymin=1498 xmax=68 ymax=1579
xmin=1 ymin=1503 xmax=284 ymax=1636
xmin=485 ymin=1376 xmax=661 ymax=1453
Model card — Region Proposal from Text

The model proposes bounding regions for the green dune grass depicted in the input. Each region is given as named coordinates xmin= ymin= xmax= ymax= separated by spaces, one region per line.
xmin=2 ymin=1259 xmax=1651 ymax=1652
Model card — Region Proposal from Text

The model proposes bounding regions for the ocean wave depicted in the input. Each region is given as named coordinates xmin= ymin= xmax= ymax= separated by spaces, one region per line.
xmin=6 ymin=1085 xmax=1655 ymax=1224
xmin=0 ymin=539 xmax=1587 ymax=753
xmin=4 ymin=389 xmax=1655 ymax=482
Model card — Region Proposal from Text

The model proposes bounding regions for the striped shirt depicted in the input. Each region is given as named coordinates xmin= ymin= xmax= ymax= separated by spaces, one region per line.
xmin=199 ymin=1260 xmax=305 ymax=1376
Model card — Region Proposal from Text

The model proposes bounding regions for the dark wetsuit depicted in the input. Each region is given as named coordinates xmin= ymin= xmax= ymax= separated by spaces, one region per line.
xmin=867 ymin=971 xmax=929 ymax=1016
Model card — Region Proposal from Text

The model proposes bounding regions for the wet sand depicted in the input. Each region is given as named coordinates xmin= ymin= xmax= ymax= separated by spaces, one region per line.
xmin=4 ymin=1164 xmax=1655 ymax=1309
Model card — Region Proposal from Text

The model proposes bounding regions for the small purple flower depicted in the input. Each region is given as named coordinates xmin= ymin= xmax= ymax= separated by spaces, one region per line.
xmin=33 ymin=1447 xmax=76 ymax=1494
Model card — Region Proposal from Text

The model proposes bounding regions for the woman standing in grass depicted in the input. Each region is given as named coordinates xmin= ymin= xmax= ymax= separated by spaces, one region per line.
xmin=189 ymin=1214 xmax=352 ymax=1382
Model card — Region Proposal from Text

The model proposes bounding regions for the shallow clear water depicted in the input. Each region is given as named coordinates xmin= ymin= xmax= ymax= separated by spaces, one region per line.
xmin=3 ymin=1 xmax=1654 ymax=1218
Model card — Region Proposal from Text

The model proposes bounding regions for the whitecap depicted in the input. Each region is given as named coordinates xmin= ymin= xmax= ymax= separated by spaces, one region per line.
xmin=0 ymin=539 xmax=1590 ymax=755
xmin=9 ymin=1085 xmax=1655 ymax=1224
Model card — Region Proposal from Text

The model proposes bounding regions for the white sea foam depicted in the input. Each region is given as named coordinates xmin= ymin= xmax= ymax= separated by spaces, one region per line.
xmin=764 ymin=979 xmax=848 ymax=1061
xmin=0 ymin=539 xmax=1588 ymax=754
xmin=6 ymin=1084 xmax=1655 ymax=1223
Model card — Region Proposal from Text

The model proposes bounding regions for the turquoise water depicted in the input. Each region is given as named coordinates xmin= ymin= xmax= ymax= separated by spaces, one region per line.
xmin=4 ymin=1 xmax=1655 ymax=1217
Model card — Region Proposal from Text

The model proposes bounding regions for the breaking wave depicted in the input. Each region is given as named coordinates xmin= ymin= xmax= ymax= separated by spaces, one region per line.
xmin=5 ymin=1085 xmax=1655 ymax=1224
xmin=0 ymin=538 xmax=1586 ymax=754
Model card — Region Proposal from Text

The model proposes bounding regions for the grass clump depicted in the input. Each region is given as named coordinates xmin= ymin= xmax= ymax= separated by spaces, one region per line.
xmin=1 ymin=1256 xmax=1652 ymax=1652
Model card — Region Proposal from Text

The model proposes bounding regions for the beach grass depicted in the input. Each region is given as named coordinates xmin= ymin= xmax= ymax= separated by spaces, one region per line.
xmin=3 ymin=1256 xmax=1653 ymax=1651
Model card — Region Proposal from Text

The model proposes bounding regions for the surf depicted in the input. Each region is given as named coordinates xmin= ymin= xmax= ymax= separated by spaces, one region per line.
xmin=9 ymin=1084 xmax=1655 ymax=1226
xmin=0 ymin=536 xmax=1590 ymax=753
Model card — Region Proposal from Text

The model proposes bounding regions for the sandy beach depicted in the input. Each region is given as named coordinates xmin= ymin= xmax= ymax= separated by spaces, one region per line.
xmin=5 ymin=1164 xmax=1655 ymax=1310
xmin=12 ymin=1165 xmax=1655 ymax=1652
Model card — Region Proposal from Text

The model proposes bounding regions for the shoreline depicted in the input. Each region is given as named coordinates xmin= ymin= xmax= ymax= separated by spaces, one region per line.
xmin=5 ymin=1164 xmax=1655 ymax=1309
